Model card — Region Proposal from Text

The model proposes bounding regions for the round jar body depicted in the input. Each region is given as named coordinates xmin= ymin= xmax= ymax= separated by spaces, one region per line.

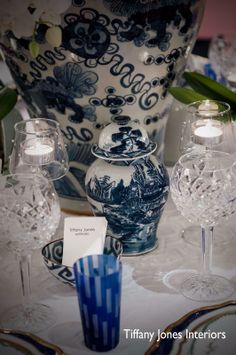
xmin=85 ymin=155 xmax=169 ymax=255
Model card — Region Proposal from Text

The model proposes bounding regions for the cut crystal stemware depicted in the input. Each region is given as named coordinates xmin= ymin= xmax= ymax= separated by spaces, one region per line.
xmin=0 ymin=173 xmax=60 ymax=332
xmin=171 ymin=150 xmax=236 ymax=301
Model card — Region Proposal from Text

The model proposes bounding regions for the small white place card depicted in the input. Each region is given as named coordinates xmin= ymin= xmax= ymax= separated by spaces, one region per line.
xmin=62 ymin=217 xmax=107 ymax=267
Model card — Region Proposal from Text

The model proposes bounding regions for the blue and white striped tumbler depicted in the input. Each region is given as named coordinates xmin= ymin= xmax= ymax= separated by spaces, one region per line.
xmin=73 ymin=254 xmax=122 ymax=352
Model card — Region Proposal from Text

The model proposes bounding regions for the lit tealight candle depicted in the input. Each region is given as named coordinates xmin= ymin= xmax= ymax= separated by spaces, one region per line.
xmin=192 ymin=119 xmax=223 ymax=146
xmin=22 ymin=138 xmax=54 ymax=165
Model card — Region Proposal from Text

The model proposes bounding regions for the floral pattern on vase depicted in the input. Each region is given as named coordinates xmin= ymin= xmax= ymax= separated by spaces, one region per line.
xmin=0 ymin=0 xmax=204 ymax=212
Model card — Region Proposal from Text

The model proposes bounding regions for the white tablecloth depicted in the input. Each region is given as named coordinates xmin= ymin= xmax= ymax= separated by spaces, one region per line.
xmin=0 ymin=194 xmax=236 ymax=355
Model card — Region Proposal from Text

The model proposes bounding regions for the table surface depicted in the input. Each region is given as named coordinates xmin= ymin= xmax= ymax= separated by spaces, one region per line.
xmin=0 ymin=194 xmax=236 ymax=355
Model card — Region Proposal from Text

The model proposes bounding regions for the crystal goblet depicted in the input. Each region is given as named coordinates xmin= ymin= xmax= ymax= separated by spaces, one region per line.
xmin=171 ymin=150 xmax=236 ymax=301
xmin=180 ymin=100 xmax=236 ymax=246
xmin=0 ymin=173 xmax=61 ymax=332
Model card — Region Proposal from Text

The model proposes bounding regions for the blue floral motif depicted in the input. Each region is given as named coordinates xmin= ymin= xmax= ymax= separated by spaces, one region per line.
xmin=28 ymin=62 xmax=98 ymax=123
xmin=32 ymin=77 xmax=96 ymax=123
xmin=62 ymin=2 xmax=197 ymax=58
xmin=63 ymin=12 xmax=111 ymax=59
xmin=4 ymin=57 xmax=98 ymax=124
xmin=53 ymin=62 xmax=98 ymax=98
xmin=114 ymin=4 xmax=193 ymax=51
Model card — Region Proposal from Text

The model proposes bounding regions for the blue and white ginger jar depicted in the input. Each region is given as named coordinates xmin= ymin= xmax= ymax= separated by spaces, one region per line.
xmin=85 ymin=116 xmax=169 ymax=255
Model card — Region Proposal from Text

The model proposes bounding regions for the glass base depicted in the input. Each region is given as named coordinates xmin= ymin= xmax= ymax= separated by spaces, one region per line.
xmin=181 ymin=224 xmax=235 ymax=247
xmin=181 ymin=274 xmax=235 ymax=302
xmin=0 ymin=303 xmax=56 ymax=333
xmin=163 ymin=269 xmax=198 ymax=292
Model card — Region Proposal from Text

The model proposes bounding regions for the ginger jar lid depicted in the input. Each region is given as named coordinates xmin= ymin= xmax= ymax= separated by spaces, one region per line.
xmin=92 ymin=116 xmax=157 ymax=161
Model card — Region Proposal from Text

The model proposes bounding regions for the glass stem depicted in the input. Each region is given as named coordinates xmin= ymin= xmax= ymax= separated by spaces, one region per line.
xmin=17 ymin=254 xmax=32 ymax=308
xmin=201 ymin=226 xmax=213 ymax=275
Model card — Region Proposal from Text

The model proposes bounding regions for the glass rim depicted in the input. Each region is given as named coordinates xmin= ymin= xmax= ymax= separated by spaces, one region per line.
xmin=177 ymin=150 xmax=235 ymax=172
xmin=14 ymin=118 xmax=60 ymax=135
xmin=73 ymin=254 xmax=122 ymax=278
xmin=187 ymin=100 xmax=231 ymax=117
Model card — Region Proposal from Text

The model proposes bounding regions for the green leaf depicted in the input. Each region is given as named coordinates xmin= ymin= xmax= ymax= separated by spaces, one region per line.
xmin=168 ymin=87 xmax=208 ymax=104
xmin=184 ymin=72 xmax=236 ymax=111
xmin=29 ymin=40 xmax=39 ymax=58
xmin=0 ymin=87 xmax=18 ymax=120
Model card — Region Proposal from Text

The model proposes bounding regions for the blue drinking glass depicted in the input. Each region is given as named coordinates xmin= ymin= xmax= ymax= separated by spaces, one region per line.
xmin=73 ymin=254 xmax=122 ymax=352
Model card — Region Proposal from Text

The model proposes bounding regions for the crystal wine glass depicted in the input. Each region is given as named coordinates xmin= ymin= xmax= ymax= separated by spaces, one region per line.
xmin=0 ymin=173 xmax=61 ymax=332
xmin=9 ymin=118 xmax=69 ymax=181
xmin=171 ymin=150 xmax=236 ymax=301
xmin=180 ymin=100 xmax=236 ymax=246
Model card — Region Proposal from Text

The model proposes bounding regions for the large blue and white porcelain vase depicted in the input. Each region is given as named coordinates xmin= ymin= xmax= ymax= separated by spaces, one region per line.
xmin=85 ymin=116 xmax=169 ymax=255
xmin=0 ymin=0 xmax=204 ymax=213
